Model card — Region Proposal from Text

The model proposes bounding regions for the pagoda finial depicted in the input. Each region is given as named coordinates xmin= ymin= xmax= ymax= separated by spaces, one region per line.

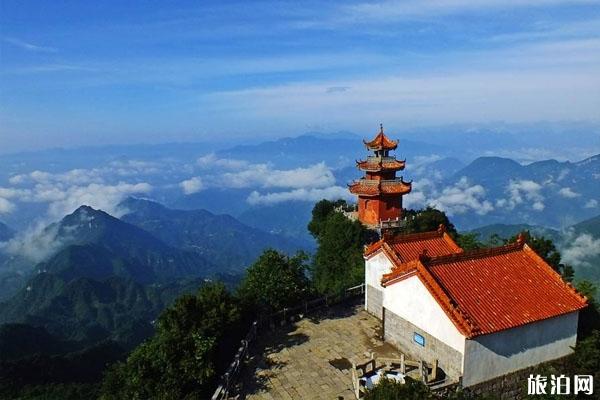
xmin=380 ymin=123 xmax=384 ymax=134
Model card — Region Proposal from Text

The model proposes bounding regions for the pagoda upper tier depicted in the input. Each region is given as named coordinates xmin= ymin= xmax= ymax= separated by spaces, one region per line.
xmin=348 ymin=178 xmax=412 ymax=197
xmin=356 ymin=157 xmax=406 ymax=172
xmin=363 ymin=125 xmax=398 ymax=151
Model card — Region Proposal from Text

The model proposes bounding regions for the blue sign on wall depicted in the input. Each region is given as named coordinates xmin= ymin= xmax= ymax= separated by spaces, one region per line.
xmin=414 ymin=332 xmax=425 ymax=346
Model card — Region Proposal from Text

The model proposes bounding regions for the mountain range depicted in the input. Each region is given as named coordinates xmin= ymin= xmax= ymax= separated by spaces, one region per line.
xmin=46 ymin=205 xmax=214 ymax=281
xmin=0 ymin=198 xmax=307 ymax=355
xmin=216 ymin=133 xmax=448 ymax=169
xmin=443 ymin=154 xmax=600 ymax=229
xmin=119 ymin=197 xmax=307 ymax=270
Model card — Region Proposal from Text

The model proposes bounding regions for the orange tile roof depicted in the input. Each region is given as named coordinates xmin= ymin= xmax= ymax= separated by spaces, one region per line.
xmin=348 ymin=179 xmax=412 ymax=196
xmin=363 ymin=125 xmax=398 ymax=151
xmin=381 ymin=237 xmax=588 ymax=338
xmin=365 ymin=225 xmax=462 ymax=261
xmin=356 ymin=158 xmax=406 ymax=172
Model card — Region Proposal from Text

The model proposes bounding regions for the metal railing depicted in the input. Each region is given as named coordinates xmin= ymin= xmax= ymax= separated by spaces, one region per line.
xmin=210 ymin=283 xmax=365 ymax=400
xmin=211 ymin=321 xmax=257 ymax=400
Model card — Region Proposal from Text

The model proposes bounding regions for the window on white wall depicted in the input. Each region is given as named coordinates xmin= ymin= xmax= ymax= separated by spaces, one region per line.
xmin=413 ymin=332 xmax=425 ymax=346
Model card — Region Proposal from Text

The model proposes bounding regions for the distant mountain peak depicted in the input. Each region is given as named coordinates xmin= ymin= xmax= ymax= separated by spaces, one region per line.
xmin=69 ymin=204 xmax=106 ymax=218
xmin=60 ymin=205 xmax=116 ymax=231
xmin=472 ymin=156 xmax=522 ymax=164
xmin=576 ymin=154 xmax=600 ymax=166
xmin=119 ymin=197 xmax=168 ymax=213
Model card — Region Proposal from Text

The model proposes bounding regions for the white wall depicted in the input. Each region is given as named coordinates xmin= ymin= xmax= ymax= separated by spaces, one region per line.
xmin=365 ymin=251 xmax=393 ymax=287
xmin=383 ymin=275 xmax=466 ymax=354
xmin=365 ymin=252 xmax=394 ymax=310
xmin=462 ymin=312 xmax=580 ymax=387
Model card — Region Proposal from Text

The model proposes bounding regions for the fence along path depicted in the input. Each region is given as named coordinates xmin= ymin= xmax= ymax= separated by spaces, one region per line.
xmin=210 ymin=283 xmax=365 ymax=400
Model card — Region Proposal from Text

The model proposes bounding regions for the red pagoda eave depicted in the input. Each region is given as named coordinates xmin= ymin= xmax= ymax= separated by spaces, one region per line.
xmin=363 ymin=130 xmax=398 ymax=151
xmin=348 ymin=179 xmax=412 ymax=196
xmin=356 ymin=158 xmax=406 ymax=172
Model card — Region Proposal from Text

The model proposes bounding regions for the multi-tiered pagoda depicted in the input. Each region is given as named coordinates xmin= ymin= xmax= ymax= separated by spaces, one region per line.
xmin=349 ymin=125 xmax=412 ymax=229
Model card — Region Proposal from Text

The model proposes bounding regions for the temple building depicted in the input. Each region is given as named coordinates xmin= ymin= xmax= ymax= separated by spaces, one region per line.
xmin=350 ymin=127 xmax=589 ymax=387
xmin=349 ymin=125 xmax=412 ymax=230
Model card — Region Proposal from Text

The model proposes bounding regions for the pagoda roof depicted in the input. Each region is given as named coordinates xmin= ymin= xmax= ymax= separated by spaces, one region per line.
xmin=357 ymin=157 xmax=406 ymax=172
xmin=348 ymin=178 xmax=412 ymax=196
xmin=363 ymin=125 xmax=398 ymax=151
xmin=380 ymin=235 xmax=588 ymax=338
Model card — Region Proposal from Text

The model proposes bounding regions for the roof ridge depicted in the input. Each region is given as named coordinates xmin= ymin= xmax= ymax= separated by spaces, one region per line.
xmin=364 ymin=225 xmax=460 ymax=258
xmin=423 ymin=241 xmax=524 ymax=266
xmin=521 ymin=244 xmax=588 ymax=303
xmin=388 ymin=227 xmax=444 ymax=243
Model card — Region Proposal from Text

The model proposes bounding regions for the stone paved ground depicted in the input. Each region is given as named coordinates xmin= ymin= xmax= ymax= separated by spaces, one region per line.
xmin=239 ymin=302 xmax=403 ymax=400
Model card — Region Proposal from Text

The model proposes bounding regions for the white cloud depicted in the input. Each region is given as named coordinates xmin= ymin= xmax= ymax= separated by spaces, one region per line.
xmin=561 ymin=233 xmax=600 ymax=267
xmin=556 ymin=169 xmax=570 ymax=181
xmin=107 ymin=160 xmax=161 ymax=176
xmin=501 ymin=179 xmax=545 ymax=211
xmin=202 ymin=63 xmax=600 ymax=128
xmin=197 ymin=153 xmax=249 ymax=170
xmin=0 ymin=198 xmax=15 ymax=214
xmin=247 ymin=186 xmax=352 ymax=205
xmin=403 ymin=190 xmax=428 ymax=210
xmin=1 ymin=222 xmax=63 ymax=263
xmin=30 ymin=170 xmax=53 ymax=183
xmin=8 ymin=174 xmax=26 ymax=185
xmin=3 ymin=37 xmax=58 ymax=53
xmin=0 ymin=159 xmax=181 ymax=220
xmin=337 ymin=0 xmax=598 ymax=23
xmin=195 ymin=155 xmax=337 ymax=191
xmin=198 ymin=35 xmax=600 ymax=129
xmin=0 ymin=187 xmax=30 ymax=199
xmin=402 ymin=178 xmax=434 ymax=209
xmin=426 ymin=177 xmax=493 ymax=216
xmin=180 ymin=177 xmax=204 ymax=195
xmin=11 ymin=161 xmax=164 ymax=188
xmin=45 ymin=182 xmax=152 ymax=218
xmin=222 ymin=162 xmax=335 ymax=189
xmin=585 ymin=199 xmax=598 ymax=208
xmin=558 ymin=187 xmax=580 ymax=198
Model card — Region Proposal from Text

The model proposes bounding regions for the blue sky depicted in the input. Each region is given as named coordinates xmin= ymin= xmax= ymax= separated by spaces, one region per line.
xmin=1 ymin=0 xmax=600 ymax=152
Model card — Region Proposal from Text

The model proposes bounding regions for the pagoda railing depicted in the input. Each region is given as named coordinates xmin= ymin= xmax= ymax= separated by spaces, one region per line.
xmin=364 ymin=155 xmax=397 ymax=162
xmin=379 ymin=217 xmax=405 ymax=230
xmin=352 ymin=177 xmax=407 ymax=185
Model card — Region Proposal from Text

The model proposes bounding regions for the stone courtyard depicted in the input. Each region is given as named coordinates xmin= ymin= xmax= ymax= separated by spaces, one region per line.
xmin=239 ymin=302 xmax=403 ymax=400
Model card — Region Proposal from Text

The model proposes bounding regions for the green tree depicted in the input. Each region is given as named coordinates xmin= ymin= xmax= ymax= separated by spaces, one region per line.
xmin=308 ymin=199 xmax=348 ymax=238
xmin=100 ymin=282 xmax=241 ymax=400
xmin=237 ymin=249 xmax=310 ymax=315
xmin=576 ymin=280 xmax=600 ymax=338
xmin=404 ymin=207 xmax=484 ymax=250
xmin=403 ymin=207 xmax=457 ymax=236
xmin=309 ymin=200 xmax=376 ymax=295
xmin=572 ymin=330 xmax=600 ymax=375
xmin=455 ymin=232 xmax=485 ymax=251
xmin=364 ymin=377 xmax=434 ymax=400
